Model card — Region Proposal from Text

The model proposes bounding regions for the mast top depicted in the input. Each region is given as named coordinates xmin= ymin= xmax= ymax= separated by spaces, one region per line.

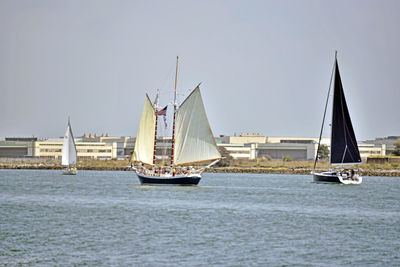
xmin=174 ymin=56 xmax=179 ymax=93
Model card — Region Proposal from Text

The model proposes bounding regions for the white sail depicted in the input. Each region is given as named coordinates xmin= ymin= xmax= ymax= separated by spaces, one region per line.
xmin=62 ymin=120 xmax=77 ymax=166
xmin=173 ymin=86 xmax=221 ymax=165
xmin=132 ymin=94 xmax=156 ymax=165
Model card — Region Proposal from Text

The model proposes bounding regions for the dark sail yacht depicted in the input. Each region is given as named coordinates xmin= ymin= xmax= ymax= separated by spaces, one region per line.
xmin=312 ymin=52 xmax=362 ymax=184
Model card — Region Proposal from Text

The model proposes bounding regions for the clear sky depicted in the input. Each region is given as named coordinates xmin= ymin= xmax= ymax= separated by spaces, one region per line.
xmin=1 ymin=0 xmax=399 ymax=140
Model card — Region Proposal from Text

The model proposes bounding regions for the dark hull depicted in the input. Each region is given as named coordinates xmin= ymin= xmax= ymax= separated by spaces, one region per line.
xmin=313 ymin=172 xmax=341 ymax=183
xmin=136 ymin=173 xmax=201 ymax=185
xmin=63 ymin=170 xmax=77 ymax=175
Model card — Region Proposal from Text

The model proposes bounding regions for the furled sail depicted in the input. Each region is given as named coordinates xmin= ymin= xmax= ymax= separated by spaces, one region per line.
xmin=62 ymin=120 xmax=77 ymax=166
xmin=173 ymin=86 xmax=221 ymax=165
xmin=330 ymin=60 xmax=361 ymax=164
xmin=132 ymin=94 xmax=156 ymax=165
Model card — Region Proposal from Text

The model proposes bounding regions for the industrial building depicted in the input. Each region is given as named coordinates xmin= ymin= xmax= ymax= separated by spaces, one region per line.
xmin=81 ymin=134 xmax=135 ymax=158
xmin=216 ymin=133 xmax=387 ymax=161
xmin=0 ymin=133 xmax=393 ymax=161
xmin=0 ymin=137 xmax=117 ymax=160
xmin=216 ymin=134 xmax=325 ymax=160
xmin=361 ymin=136 xmax=399 ymax=155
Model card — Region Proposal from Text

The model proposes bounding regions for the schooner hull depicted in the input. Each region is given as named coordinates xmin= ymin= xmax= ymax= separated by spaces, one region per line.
xmin=136 ymin=173 xmax=201 ymax=185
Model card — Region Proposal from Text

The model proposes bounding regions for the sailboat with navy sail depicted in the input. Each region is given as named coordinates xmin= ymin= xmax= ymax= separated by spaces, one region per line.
xmin=130 ymin=57 xmax=221 ymax=185
xmin=312 ymin=52 xmax=362 ymax=184
xmin=62 ymin=118 xmax=78 ymax=175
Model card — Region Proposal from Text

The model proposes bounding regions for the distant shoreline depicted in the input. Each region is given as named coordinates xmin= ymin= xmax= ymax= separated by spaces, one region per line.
xmin=1 ymin=164 xmax=399 ymax=177
xmin=209 ymin=167 xmax=400 ymax=177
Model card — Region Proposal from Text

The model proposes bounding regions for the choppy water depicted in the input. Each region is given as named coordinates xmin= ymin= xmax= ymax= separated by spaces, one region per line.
xmin=0 ymin=170 xmax=399 ymax=266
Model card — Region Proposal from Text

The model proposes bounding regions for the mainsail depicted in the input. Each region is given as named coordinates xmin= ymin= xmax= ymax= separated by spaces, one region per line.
xmin=173 ymin=86 xmax=221 ymax=165
xmin=330 ymin=60 xmax=361 ymax=164
xmin=132 ymin=94 xmax=156 ymax=165
xmin=62 ymin=120 xmax=77 ymax=166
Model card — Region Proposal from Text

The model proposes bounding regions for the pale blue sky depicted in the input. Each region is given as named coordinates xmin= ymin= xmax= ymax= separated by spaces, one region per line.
xmin=1 ymin=0 xmax=399 ymax=140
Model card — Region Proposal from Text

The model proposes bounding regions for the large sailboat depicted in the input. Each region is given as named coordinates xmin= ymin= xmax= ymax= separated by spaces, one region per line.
xmin=131 ymin=57 xmax=221 ymax=185
xmin=62 ymin=118 xmax=78 ymax=175
xmin=313 ymin=52 xmax=362 ymax=184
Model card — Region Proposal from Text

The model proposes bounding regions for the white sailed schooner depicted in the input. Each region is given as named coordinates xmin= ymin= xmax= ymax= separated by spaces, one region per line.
xmin=131 ymin=57 xmax=221 ymax=185
xmin=62 ymin=118 xmax=78 ymax=175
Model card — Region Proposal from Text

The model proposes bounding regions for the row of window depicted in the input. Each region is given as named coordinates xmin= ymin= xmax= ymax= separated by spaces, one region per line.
xmin=78 ymin=149 xmax=111 ymax=153
xmin=39 ymin=143 xmax=61 ymax=146
xmin=39 ymin=144 xmax=111 ymax=148
xmin=40 ymin=149 xmax=62 ymax=152
xmin=78 ymin=156 xmax=112 ymax=159
xmin=77 ymin=144 xmax=111 ymax=147
xmin=39 ymin=156 xmax=113 ymax=159
xmin=39 ymin=149 xmax=112 ymax=153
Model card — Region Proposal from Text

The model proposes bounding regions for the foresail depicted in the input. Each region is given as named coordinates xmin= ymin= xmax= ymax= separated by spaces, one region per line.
xmin=62 ymin=122 xmax=77 ymax=166
xmin=173 ymin=87 xmax=221 ymax=165
xmin=132 ymin=94 xmax=156 ymax=165
xmin=330 ymin=60 xmax=361 ymax=164
xmin=61 ymin=126 xmax=70 ymax=166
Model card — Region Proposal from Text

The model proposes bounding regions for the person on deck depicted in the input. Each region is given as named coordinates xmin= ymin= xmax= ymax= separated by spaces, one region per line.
xmin=350 ymin=169 xmax=355 ymax=180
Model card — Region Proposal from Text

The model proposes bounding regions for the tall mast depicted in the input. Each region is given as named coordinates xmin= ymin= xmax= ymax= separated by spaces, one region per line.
xmin=67 ymin=116 xmax=71 ymax=168
xmin=170 ymin=56 xmax=178 ymax=166
xmin=153 ymin=93 xmax=159 ymax=165
xmin=313 ymin=51 xmax=337 ymax=170
xmin=329 ymin=51 xmax=338 ymax=170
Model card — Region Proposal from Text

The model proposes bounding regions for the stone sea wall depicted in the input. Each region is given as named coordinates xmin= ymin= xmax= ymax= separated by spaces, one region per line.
xmin=1 ymin=163 xmax=399 ymax=177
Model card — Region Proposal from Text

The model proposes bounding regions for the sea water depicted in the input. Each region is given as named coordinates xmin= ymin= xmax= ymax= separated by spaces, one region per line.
xmin=1 ymin=170 xmax=399 ymax=266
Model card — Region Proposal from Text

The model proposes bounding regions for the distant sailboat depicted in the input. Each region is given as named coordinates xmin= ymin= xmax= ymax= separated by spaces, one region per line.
xmin=62 ymin=118 xmax=78 ymax=175
xmin=131 ymin=57 xmax=221 ymax=185
xmin=313 ymin=52 xmax=362 ymax=184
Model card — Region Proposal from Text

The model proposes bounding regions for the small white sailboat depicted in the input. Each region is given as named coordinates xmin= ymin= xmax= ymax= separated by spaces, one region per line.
xmin=131 ymin=57 xmax=221 ymax=185
xmin=312 ymin=52 xmax=362 ymax=184
xmin=62 ymin=118 xmax=78 ymax=175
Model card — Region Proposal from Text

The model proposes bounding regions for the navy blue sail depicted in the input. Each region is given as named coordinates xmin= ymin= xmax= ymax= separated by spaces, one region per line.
xmin=330 ymin=60 xmax=361 ymax=164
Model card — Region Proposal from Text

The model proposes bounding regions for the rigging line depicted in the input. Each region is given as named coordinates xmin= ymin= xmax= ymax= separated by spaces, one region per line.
xmin=341 ymin=145 xmax=348 ymax=164
xmin=342 ymin=117 xmax=356 ymax=162
xmin=159 ymin=62 xmax=176 ymax=93
xmin=313 ymin=53 xmax=336 ymax=170
xmin=347 ymin=128 xmax=360 ymax=161
xmin=338 ymin=66 xmax=349 ymax=161
xmin=343 ymin=98 xmax=360 ymax=162
xmin=345 ymin=123 xmax=359 ymax=162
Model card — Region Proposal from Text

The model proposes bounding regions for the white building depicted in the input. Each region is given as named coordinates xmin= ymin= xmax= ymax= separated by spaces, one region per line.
xmin=216 ymin=133 xmax=387 ymax=161
xmin=0 ymin=137 xmax=117 ymax=160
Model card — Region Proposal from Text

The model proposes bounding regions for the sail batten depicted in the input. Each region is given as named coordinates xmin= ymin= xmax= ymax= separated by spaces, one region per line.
xmin=173 ymin=86 xmax=221 ymax=165
xmin=62 ymin=121 xmax=77 ymax=166
xmin=330 ymin=60 xmax=361 ymax=164
xmin=132 ymin=94 xmax=156 ymax=165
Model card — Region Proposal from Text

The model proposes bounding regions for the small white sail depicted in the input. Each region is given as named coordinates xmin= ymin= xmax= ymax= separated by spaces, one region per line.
xmin=132 ymin=94 xmax=156 ymax=165
xmin=62 ymin=120 xmax=77 ymax=166
xmin=174 ymin=86 xmax=221 ymax=165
